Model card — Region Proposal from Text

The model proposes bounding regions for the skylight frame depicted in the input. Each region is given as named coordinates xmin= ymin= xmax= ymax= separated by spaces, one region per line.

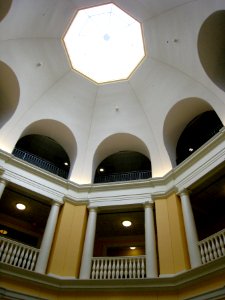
xmin=63 ymin=3 xmax=145 ymax=84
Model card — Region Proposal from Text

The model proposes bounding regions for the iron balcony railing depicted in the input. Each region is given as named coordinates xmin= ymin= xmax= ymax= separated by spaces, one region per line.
xmin=94 ymin=170 xmax=151 ymax=183
xmin=13 ymin=148 xmax=69 ymax=179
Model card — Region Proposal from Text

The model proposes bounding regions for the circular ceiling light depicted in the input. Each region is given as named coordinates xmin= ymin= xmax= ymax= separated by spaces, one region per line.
xmin=130 ymin=246 xmax=136 ymax=250
xmin=99 ymin=168 xmax=104 ymax=172
xmin=16 ymin=203 xmax=26 ymax=210
xmin=63 ymin=3 xmax=145 ymax=83
xmin=122 ymin=220 xmax=132 ymax=227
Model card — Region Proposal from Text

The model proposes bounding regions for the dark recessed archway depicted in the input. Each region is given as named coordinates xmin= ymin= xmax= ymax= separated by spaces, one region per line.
xmin=176 ymin=110 xmax=223 ymax=165
xmin=13 ymin=134 xmax=70 ymax=179
xmin=0 ymin=0 xmax=12 ymax=22
xmin=94 ymin=151 xmax=151 ymax=183
xmin=198 ymin=10 xmax=225 ymax=92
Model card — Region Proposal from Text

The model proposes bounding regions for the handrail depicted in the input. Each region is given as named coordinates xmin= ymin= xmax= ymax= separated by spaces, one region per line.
xmin=91 ymin=255 xmax=146 ymax=279
xmin=0 ymin=236 xmax=39 ymax=271
xmin=12 ymin=148 xmax=69 ymax=179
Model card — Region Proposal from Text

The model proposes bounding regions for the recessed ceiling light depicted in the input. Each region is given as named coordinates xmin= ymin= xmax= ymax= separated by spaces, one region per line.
xmin=16 ymin=203 xmax=26 ymax=210
xmin=99 ymin=168 xmax=104 ymax=172
xmin=189 ymin=147 xmax=194 ymax=152
xmin=122 ymin=220 xmax=132 ymax=227
xmin=64 ymin=162 xmax=69 ymax=166
xmin=130 ymin=246 xmax=136 ymax=250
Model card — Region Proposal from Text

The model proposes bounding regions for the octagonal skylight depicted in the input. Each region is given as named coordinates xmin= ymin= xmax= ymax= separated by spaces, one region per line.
xmin=63 ymin=3 xmax=145 ymax=84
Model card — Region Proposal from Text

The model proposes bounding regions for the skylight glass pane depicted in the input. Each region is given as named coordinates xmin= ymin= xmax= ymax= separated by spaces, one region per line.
xmin=64 ymin=3 xmax=145 ymax=84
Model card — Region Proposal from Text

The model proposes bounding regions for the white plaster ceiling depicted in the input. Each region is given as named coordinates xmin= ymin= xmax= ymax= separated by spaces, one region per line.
xmin=0 ymin=0 xmax=225 ymax=184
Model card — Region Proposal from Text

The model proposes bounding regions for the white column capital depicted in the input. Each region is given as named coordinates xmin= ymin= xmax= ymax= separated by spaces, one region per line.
xmin=144 ymin=201 xmax=154 ymax=209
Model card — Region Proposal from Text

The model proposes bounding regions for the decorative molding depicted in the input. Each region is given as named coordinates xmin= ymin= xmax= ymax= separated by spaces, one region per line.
xmin=184 ymin=286 xmax=225 ymax=300
xmin=1 ymin=257 xmax=225 ymax=292
xmin=0 ymin=287 xmax=48 ymax=300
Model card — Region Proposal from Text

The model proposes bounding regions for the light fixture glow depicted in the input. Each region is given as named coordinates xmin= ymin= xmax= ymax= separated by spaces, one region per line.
xmin=130 ymin=246 xmax=136 ymax=250
xmin=0 ymin=229 xmax=7 ymax=235
xmin=99 ymin=168 xmax=104 ymax=172
xmin=122 ymin=220 xmax=132 ymax=227
xmin=16 ymin=203 xmax=26 ymax=210
xmin=63 ymin=3 xmax=145 ymax=83
xmin=189 ymin=147 xmax=194 ymax=152
xmin=64 ymin=162 xmax=69 ymax=166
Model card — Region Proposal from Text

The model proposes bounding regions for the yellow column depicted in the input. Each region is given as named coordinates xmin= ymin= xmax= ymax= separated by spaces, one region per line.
xmin=155 ymin=193 xmax=190 ymax=275
xmin=47 ymin=201 xmax=87 ymax=278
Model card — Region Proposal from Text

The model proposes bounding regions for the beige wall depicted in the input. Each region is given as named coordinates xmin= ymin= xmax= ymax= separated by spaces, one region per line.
xmin=47 ymin=202 xmax=87 ymax=278
xmin=155 ymin=193 xmax=190 ymax=275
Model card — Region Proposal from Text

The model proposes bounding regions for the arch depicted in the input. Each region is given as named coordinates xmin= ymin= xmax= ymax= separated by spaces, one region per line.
xmin=163 ymin=98 xmax=214 ymax=167
xmin=92 ymin=133 xmax=151 ymax=183
xmin=198 ymin=10 xmax=225 ymax=92
xmin=0 ymin=61 xmax=20 ymax=128
xmin=176 ymin=110 xmax=223 ymax=164
xmin=0 ymin=0 xmax=12 ymax=22
xmin=14 ymin=119 xmax=77 ymax=177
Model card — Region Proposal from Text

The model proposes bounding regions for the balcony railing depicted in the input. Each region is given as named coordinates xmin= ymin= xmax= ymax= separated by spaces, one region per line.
xmin=94 ymin=170 xmax=151 ymax=183
xmin=91 ymin=256 xmax=146 ymax=279
xmin=13 ymin=148 xmax=69 ymax=179
xmin=198 ymin=228 xmax=225 ymax=264
xmin=0 ymin=236 xmax=39 ymax=271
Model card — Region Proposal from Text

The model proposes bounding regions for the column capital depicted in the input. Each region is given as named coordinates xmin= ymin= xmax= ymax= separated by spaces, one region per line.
xmin=88 ymin=206 xmax=98 ymax=213
xmin=178 ymin=189 xmax=190 ymax=197
xmin=144 ymin=201 xmax=154 ymax=209
xmin=0 ymin=178 xmax=7 ymax=186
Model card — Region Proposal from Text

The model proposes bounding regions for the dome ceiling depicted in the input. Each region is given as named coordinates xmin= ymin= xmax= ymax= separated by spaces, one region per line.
xmin=0 ymin=0 xmax=225 ymax=184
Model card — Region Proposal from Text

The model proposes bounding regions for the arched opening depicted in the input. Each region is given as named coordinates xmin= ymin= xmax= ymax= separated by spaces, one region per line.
xmin=94 ymin=151 xmax=151 ymax=183
xmin=0 ymin=0 xmax=12 ymax=22
xmin=0 ymin=61 xmax=20 ymax=128
xmin=198 ymin=10 xmax=225 ymax=92
xmin=13 ymin=134 xmax=70 ymax=179
xmin=93 ymin=133 xmax=151 ymax=184
xmin=176 ymin=110 xmax=223 ymax=165
xmin=163 ymin=98 xmax=213 ymax=167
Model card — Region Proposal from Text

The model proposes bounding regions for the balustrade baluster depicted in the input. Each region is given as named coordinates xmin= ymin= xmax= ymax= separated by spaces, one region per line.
xmin=124 ymin=259 xmax=128 ymax=279
xmin=22 ymin=248 xmax=29 ymax=269
xmin=137 ymin=258 xmax=141 ymax=278
xmin=2 ymin=243 xmax=9 ymax=262
xmin=10 ymin=245 xmax=17 ymax=265
xmin=30 ymin=251 xmax=37 ymax=271
xmin=99 ymin=259 xmax=104 ymax=279
xmin=215 ymin=236 xmax=221 ymax=257
xmin=221 ymin=233 xmax=225 ymax=255
xmin=95 ymin=259 xmax=100 ymax=279
xmin=132 ymin=259 xmax=136 ymax=278
xmin=103 ymin=259 xmax=108 ymax=279
xmin=128 ymin=259 xmax=132 ymax=278
xmin=18 ymin=247 xmax=25 ymax=267
xmin=5 ymin=244 xmax=13 ymax=263
xmin=91 ymin=259 xmax=96 ymax=279
xmin=199 ymin=244 xmax=206 ymax=264
xmin=120 ymin=259 xmax=124 ymax=278
xmin=13 ymin=246 xmax=21 ymax=266
xmin=111 ymin=259 xmax=115 ymax=279
xmin=108 ymin=259 xmax=112 ymax=279
xmin=0 ymin=240 xmax=6 ymax=260
xmin=26 ymin=250 xmax=33 ymax=270
xmin=116 ymin=259 xmax=120 ymax=279
xmin=204 ymin=242 xmax=209 ymax=262
xmin=208 ymin=239 xmax=214 ymax=261
xmin=141 ymin=258 xmax=145 ymax=278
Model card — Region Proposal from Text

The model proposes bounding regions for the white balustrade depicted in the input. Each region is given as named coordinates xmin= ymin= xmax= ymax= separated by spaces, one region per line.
xmin=0 ymin=236 xmax=39 ymax=271
xmin=198 ymin=229 xmax=225 ymax=264
xmin=91 ymin=256 xmax=146 ymax=279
